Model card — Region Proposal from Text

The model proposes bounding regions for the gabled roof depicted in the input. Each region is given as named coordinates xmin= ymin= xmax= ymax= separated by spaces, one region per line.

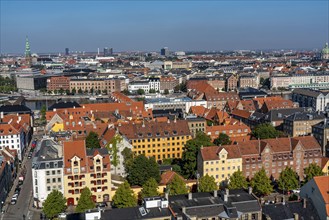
xmin=160 ymin=170 xmax=185 ymax=185
xmin=313 ymin=176 xmax=329 ymax=216
xmin=63 ymin=140 xmax=87 ymax=168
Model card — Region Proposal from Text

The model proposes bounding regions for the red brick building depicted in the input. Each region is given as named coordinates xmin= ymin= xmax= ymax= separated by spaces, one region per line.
xmin=47 ymin=76 xmax=70 ymax=91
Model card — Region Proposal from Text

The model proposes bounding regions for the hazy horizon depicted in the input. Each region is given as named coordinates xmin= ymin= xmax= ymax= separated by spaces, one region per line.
xmin=1 ymin=1 xmax=328 ymax=54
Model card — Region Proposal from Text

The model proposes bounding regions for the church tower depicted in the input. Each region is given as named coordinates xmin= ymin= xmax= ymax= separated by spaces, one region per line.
xmin=25 ymin=36 xmax=32 ymax=66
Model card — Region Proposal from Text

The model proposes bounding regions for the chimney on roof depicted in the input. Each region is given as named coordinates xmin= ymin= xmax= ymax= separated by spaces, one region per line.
xmin=188 ymin=193 xmax=192 ymax=200
xmin=214 ymin=190 xmax=218 ymax=198
xmin=165 ymin=192 xmax=169 ymax=200
xmin=167 ymin=118 xmax=170 ymax=124
xmin=303 ymin=198 xmax=307 ymax=208
xmin=248 ymin=186 xmax=252 ymax=194
xmin=53 ymin=108 xmax=56 ymax=112
xmin=182 ymin=206 xmax=186 ymax=214
xmin=293 ymin=213 xmax=298 ymax=220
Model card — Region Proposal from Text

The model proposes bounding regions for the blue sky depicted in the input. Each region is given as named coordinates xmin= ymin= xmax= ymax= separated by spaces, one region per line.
xmin=0 ymin=1 xmax=328 ymax=54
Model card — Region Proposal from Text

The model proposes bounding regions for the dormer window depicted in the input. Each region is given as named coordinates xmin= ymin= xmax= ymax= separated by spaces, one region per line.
xmin=156 ymin=132 xmax=160 ymax=137
xmin=8 ymin=129 xmax=12 ymax=133
xmin=74 ymin=161 xmax=78 ymax=166
xmin=164 ymin=131 xmax=169 ymax=135
xmin=173 ymin=130 xmax=177 ymax=135
xmin=138 ymin=133 xmax=143 ymax=137
xmin=96 ymin=159 xmax=101 ymax=165
xmin=147 ymin=133 xmax=152 ymax=137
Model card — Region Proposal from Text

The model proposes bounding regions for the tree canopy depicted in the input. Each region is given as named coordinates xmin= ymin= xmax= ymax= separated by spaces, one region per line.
xmin=250 ymin=168 xmax=273 ymax=196
xmin=86 ymin=131 xmax=101 ymax=149
xmin=167 ymin=175 xmax=188 ymax=195
xmin=122 ymin=147 xmax=134 ymax=173
xmin=43 ymin=190 xmax=66 ymax=219
xmin=228 ymin=170 xmax=249 ymax=190
xmin=277 ymin=167 xmax=299 ymax=192
xmin=181 ymin=131 xmax=213 ymax=178
xmin=137 ymin=88 xmax=145 ymax=95
xmin=304 ymin=163 xmax=324 ymax=183
xmin=127 ymin=155 xmax=160 ymax=186
xmin=213 ymin=133 xmax=231 ymax=146
xmin=75 ymin=187 xmax=95 ymax=213
xmin=112 ymin=181 xmax=137 ymax=208
xmin=140 ymin=178 xmax=159 ymax=199
xmin=198 ymin=174 xmax=218 ymax=192
xmin=252 ymin=123 xmax=282 ymax=139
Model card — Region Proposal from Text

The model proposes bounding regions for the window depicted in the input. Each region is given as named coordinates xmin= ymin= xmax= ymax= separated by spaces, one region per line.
xmin=46 ymin=171 xmax=50 ymax=175
xmin=46 ymin=179 xmax=50 ymax=183
xmin=47 ymin=186 xmax=51 ymax=191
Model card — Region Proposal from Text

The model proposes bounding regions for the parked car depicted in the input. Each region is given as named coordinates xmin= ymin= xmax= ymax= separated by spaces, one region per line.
xmin=10 ymin=195 xmax=18 ymax=205
xmin=292 ymin=188 xmax=300 ymax=194
xmin=14 ymin=187 xmax=21 ymax=195
xmin=96 ymin=202 xmax=107 ymax=210
xmin=28 ymin=152 xmax=33 ymax=159
xmin=58 ymin=213 xmax=67 ymax=218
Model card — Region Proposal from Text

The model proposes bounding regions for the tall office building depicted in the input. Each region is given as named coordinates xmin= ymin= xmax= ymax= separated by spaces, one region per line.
xmin=104 ymin=47 xmax=113 ymax=56
xmin=65 ymin=48 xmax=69 ymax=56
xmin=161 ymin=47 xmax=169 ymax=56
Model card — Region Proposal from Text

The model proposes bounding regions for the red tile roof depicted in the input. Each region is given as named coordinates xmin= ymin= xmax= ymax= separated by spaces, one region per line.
xmin=160 ymin=170 xmax=185 ymax=185
xmin=313 ymin=176 xmax=329 ymax=216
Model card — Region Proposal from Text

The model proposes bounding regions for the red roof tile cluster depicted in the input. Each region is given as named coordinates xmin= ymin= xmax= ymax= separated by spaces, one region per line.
xmin=118 ymin=119 xmax=191 ymax=140
xmin=111 ymin=92 xmax=133 ymax=103
xmin=200 ymin=145 xmax=241 ymax=161
xmin=313 ymin=176 xmax=329 ymax=216
xmin=200 ymin=136 xmax=321 ymax=160
xmin=160 ymin=170 xmax=186 ymax=185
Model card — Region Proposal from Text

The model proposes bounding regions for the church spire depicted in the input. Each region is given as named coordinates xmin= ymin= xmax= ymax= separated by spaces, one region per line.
xmin=25 ymin=36 xmax=31 ymax=58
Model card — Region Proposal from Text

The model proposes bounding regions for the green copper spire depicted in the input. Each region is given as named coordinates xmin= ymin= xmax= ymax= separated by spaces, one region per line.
xmin=25 ymin=36 xmax=31 ymax=57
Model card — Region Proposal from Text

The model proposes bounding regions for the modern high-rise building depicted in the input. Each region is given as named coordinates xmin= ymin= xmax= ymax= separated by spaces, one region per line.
xmin=103 ymin=47 xmax=113 ymax=56
xmin=160 ymin=47 xmax=169 ymax=56
xmin=65 ymin=48 xmax=69 ymax=56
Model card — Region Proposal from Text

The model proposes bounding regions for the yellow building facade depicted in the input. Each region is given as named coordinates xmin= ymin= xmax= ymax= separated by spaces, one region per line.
xmin=198 ymin=145 xmax=242 ymax=185
xmin=63 ymin=141 xmax=112 ymax=206
xmin=119 ymin=120 xmax=192 ymax=162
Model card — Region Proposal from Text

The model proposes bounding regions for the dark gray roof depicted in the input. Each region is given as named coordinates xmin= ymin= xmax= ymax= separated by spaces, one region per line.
xmin=262 ymin=201 xmax=320 ymax=220
xmin=169 ymin=189 xmax=261 ymax=218
xmin=312 ymin=119 xmax=329 ymax=129
xmin=263 ymin=108 xmax=311 ymax=122
xmin=48 ymin=101 xmax=81 ymax=110
xmin=100 ymin=207 xmax=172 ymax=220
xmin=292 ymin=88 xmax=326 ymax=98
xmin=86 ymin=148 xmax=109 ymax=156
xmin=0 ymin=104 xmax=31 ymax=115
xmin=284 ymin=111 xmax=325 ymax=122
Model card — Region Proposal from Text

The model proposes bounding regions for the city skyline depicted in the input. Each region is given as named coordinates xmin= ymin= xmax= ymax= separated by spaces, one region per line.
xmin=1 ymin=0 xmax=329 ymax=54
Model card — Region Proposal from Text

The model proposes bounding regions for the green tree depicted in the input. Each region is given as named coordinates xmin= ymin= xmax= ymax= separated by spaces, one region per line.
xmin=127 ymin=155 xmax=160 ymax=186
xmin=137 ymin=88 xmax=145 ymax=95
xmin=252 ymin=123 xmax=281 ymax=139
xmin=59 ymin=88 xmax=64 ymax=95
xmin=112 ymin=181 xmax=137 ymax=208
xmin=47 ymin=90 xmax=52 ymax=95
xmin=75 ymin=187 xmax=95 ymax=213
xmin=65 ymin=89 xmax=70 ymax=95
xmin=149 ymin=89 xmax=156 ymax=93
xmin=228 ymin=170 xmax=249 ymax=189
xmin=182 ymin=131 xmax=213 ymax=178
xmin=78 ymin=88 xmax=83 ymax=94
xmin=168 ymin=175 xmax=188 ymax=195
xmin=277 ymin=167 xmax=299 ymax=193
xmin=86 ymin=131 xmax=101 ymax=149
xmin=164 ymin=89 xmax=169 ymax=95
xmin=122 ymin=147 xmax=133 ymax=173
xmin=42 ymin=190 xmax=66 ymax=219
xmin=198 ymin=174 xmax=217 ymax=192
xmin=250 ymin=168 xmax=273 ymax=196
xmin=304 ymin=163 xmax=324 ymax=183
xmin=71 ymin=87 xmax=76 ymax=95
xmin=40 ymin=105 xmax=47 ymax=124
xmin=105 ymin=134 xmax=122 ymax=172
xmin=140 ymin=178 xmax=159 ymax=198
xmin=102 ymin=89 xmax=108 ymax=95
xmin=213 ymin=133 xmax=231 ymax=146
xmin=122 ymin=89 xmax=130 ymax=95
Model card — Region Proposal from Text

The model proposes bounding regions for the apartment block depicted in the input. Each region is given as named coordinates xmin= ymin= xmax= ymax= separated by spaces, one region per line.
xmin=283 ymin=112 xmax=325 ymax=137
xmin=47 ymin=76 xmax=70 ymax=91
xmin=292 ymin=88 xmax=329 ymax=111
xmin=312 ymin=119 xmax=329 ymax=156
xmin=63 ymin=140 xmax=111 ymax=206
xmin=118 ymin=119 xmax=192 ymax=162
xmin=198 ymin=145 xmax=242 ymax=185
xmin=70 ymin=78 xmax=126 ymax=94
xmin=32 ymin=138 xmax=64 ymax=207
